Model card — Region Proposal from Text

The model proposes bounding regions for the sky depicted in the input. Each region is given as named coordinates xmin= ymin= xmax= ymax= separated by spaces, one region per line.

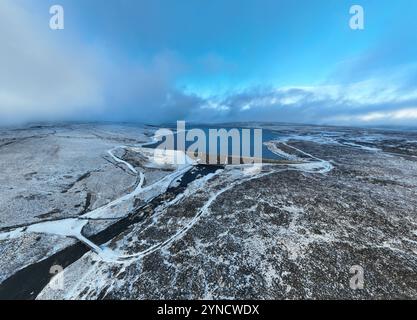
xmin=1 ymin=0 xmax=417 ymax=126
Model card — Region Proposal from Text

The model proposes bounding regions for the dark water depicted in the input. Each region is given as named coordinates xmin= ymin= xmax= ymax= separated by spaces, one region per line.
xmin=144 ymin=125 xmax=283 ymax=161
xmin=0 ymin=165 xmax=222 ymax=300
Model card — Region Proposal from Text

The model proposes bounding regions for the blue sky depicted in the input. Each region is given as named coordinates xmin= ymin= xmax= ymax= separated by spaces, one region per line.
xmin=1 ymin=0 xmax=417 ymax=125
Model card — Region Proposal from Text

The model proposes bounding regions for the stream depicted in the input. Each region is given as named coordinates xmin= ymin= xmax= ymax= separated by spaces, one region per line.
xmin=0 ymin=164 xmax=222 ymax=300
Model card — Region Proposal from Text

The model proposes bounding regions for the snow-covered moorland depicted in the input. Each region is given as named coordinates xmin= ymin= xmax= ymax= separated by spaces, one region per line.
xmin=1 ymin=123 xmax=417 ymax=299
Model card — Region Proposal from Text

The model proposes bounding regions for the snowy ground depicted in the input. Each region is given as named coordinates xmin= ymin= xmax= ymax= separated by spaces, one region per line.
xmin=1 ymin=123 xmax=417 ymax=299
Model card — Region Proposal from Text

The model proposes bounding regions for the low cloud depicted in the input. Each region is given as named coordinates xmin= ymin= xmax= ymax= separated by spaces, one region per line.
xmin=99 ymin=51 xmax=206 ymax=124
xmin=0 ymin=0 xmax=104 ymax=125
xmin=1 ymin=1 xmax=417 ymax=127
xmin=189 ymin=75 xmax=417 ymax=126
xmin=0 ymin=1 xmax=204 ymax=126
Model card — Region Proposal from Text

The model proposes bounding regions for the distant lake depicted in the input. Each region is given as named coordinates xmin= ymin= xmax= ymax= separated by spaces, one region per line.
xmin=144 ymin=124 xmax=284 ymax=161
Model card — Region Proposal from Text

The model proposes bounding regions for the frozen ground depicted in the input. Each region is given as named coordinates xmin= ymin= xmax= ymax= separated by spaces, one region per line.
xmin=1 ymin=123 xmax=417 ymax=299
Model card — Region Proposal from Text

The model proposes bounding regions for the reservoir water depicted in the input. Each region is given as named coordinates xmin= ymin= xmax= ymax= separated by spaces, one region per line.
xmin=144 ymin=124 xmax=284 ymax=162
